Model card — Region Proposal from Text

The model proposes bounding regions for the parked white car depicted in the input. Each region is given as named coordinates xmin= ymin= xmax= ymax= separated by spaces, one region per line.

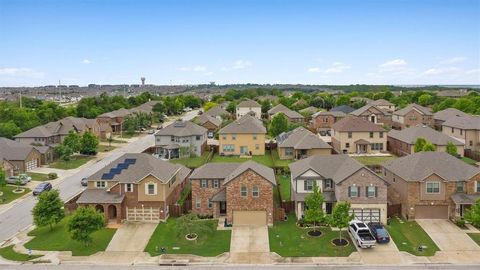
xmin=348 ymin=220 xmax=376 ymax=248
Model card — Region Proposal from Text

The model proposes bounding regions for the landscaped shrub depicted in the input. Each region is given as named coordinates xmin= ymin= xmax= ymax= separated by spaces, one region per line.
xmin=456 ymin=218 xmax=466 ymax=228
xmin=48 ymin=173 xmax=58 ymax=180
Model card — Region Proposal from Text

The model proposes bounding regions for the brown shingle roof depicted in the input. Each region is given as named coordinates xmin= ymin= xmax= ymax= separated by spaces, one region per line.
xmin=442 ymin=115 xmax=480 ymax=130
xmin=237 ymin=99 xmax=261 ymax=108
xmin=277 ymin=127 xmax=331 ymax=150
xmin=393 ymin=103 xmax=432 ymax=116
xmin=0 ymin=138 xmax=38 ymax=161
xmin=368 ymin=99 xmax=394 ymax=106
xmin=350 ymin=104 xmax=391 ymax=116
xmin=219 ymin=115 xmax=266 ymax=134
xmin=190 ymin=163 xmax=241 ymax=179
xmin=194 ymin=114 xmax=222 ymax=127
xmin=155 ymin=121 xmax=207 ymax=137
xmin=205 ymin=105 xmax=229 ymax=118
xmin=332 ymin=116 xmax=386 ymax=132
xmin=224 ymin=160 xmax=276 ymax=185
xmin=387 ymin=125 xmax=464 ymax=146
xmin=268 ymin=104 xmax=304 ymax=119
xmin=76 ymin=189 xmax=125 ymax=204
xmin=433 ymin=108 xmax=469 ymax=122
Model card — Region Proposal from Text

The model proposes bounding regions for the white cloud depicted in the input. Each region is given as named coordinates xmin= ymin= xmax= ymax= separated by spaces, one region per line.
xmin=222 ymin=60 xmax=252 ymax=71
xmin=307 ymin=67 xmax=322 ymax=73
xmin=0 ymin=67 xmax=45 ymax=78
xmin=379 ymin=59 xmax=407 ymax=70
xmin=81 ymin=59 xmax=92 ymax=64
xmin=424 ymin=67 xmax=460 ymax=76
xmin=441 ymin=57 xmax=466 ymax=64
xmin=466 ymin=68 xmax=480 ymax=75
xmin=308 ymin=62 xmax=351 ymax=74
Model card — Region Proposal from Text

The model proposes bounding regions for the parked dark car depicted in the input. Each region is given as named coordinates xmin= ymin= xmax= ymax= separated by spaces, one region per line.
xmin=33 ymin=182 xmax=52 ymax=196
xmin=81 ymin=178 xmax=88 ymax=186
xmin=368 ymin=223 xmax=390 ymax=244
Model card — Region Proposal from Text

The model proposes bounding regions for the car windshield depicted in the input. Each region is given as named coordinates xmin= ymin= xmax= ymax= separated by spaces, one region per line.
xmin=376 ymin=228 xmax=388 ymax=237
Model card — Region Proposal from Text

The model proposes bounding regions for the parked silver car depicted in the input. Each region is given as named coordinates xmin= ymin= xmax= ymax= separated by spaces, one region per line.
xmin=6 ymin=176 xmax=30 ymax=185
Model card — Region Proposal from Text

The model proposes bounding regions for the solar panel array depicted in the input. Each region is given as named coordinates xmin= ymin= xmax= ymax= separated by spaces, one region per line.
xmin=101 ymin=158 xmax=137 ymax=180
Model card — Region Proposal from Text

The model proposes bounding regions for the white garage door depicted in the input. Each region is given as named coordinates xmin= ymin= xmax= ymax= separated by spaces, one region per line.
xmin=126 ymin=207 xmax=161 ymax=222
xmin=350 ymin=208 xmax=381 ymax=223
xmin=233 ymin=211 xmax=266 ymax=226
xmin=26 ymin=159 xmax=38 ymax=171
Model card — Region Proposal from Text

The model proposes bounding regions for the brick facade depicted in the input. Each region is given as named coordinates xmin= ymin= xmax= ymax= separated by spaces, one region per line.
xmin=335 ymin=168 xmax=388 ymax=204
xmin=191 ymin=178 xmax=224 ymax=216
xmin=393 ymin=110 xmax=434 ymax=130
xmin=311 ymin=114 xmax=344 ymax=130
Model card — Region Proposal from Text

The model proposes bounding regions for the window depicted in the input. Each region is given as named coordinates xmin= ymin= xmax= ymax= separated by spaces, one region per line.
xmin=379 ymin=132 xmax=384 ymax=138
xmin=253 ymin=134 xmax=257 ymax=140
xmin=426 ymin=182 xmax=440 ymax=194
xmin=476 ymin=181 xmax=480 ymax=193
xmin=125 ymin=183 xmax=133 ymax=192
xmin=470 ymin=141 xmax=473 ymax=147
xmin=96 ymin=181 xmax=106 ymax=188
xmin=196 ymin=135 xmax=201 ymax=140
xmin=252 ymin=186 xmax=259 ymax=197
xmin=371 ymin=143 xmax=384 ymax=151
xmin=325 ymin=179 xmax=333 ymax=190
xmin=367 ymin=186 xmax=376 ymax=197
xmin=195 ymin=198 xmax=201 ymax=208
xmin=345 ymin=143 xmax=350 ymax=148
xmin=285 ymin=148 xmax=294 ymax=156
xmin=349 ymin=186 xmax=359 ymax=197
xmin=222 ymin=135 xmax=227 ymax=140
xmin=232 ymin=134 xmax=236 ymax=140
xmin=147 ymin=183 xmax=156 ymax=195
xmin=369 ymin=132 xmax=374 ymax=138
xmin=213 ymin=180 xmax=220 ymax=188
xmin=201 ymin=179 xmax=208 ymax=188
xmin=460 ymin=130 xmax=463 ymax=135
xmin=304 ymin=180 xmax=314 ymax=191
xmin=171 ymin=136 xmax=175 ymax=142
xmin=208 ymin=199 xmax=213 ymax=208
xmin=241 ymin=186 xmax=248 ymax=197
xmin=456 ymin=182 xmax=465 ymax=193
xmin=255 ymin=144 xmax=259 ymax=150
xmin=451 ymin=127 xmax=454 ymax=133
xmin=223 ymin=144 xmax=235 ymax=152
xmin=348 ymin=132 xmax=352 ymax=138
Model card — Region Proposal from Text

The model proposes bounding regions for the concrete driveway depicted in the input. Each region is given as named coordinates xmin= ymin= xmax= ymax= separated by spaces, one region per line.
xmin=229 ymin=225 xmax=270 ymax=264
xmin=356 ymin=234 xmax=406 ymax=264
xmin=417 ymin=219 xmax=480 ymax=251
xmin=106 ymin=222 xmax=157 ymax=252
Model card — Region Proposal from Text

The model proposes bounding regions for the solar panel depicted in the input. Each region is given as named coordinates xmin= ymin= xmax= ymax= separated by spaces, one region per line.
xmin=101 ymin=173 xmax=114 ymax=180
xmin=124 ymin=158 xmax=136 ymax=164
xmin=117 ymin=163 xmax=129 ymax=169
xmin=110 ymin=168 xmax=122 ymax=175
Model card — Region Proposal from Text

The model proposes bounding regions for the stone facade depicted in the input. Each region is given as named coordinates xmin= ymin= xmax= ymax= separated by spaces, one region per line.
xmin=393 ymin=110 xmax=434 ymax=130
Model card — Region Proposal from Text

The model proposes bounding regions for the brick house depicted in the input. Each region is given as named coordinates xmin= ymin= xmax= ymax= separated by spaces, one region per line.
xmin=1 ymin=157 xmax=14 ymax=177
xmin=383 ymin=151 xmax=480 ymax=220
xmin=368 ymin=99 xmax=396 ymax=112
xmin=204 ymin=105 xmax=230 ymax=120
xmin=267 ymin=104 xmax=305 ymax=123
xmin=276 ymin=127 xmax=331 ymax=159
xmin=310 ymin=111 xmax=346 ymax=131
xmin=387 ymin=125 xmax=464 ymax=156
xmin=433 ymin=108 xmax=468 ymax=130
xmin=190 ymin=161 xmax=276 ymax=226
xmin=392 ymin=103 xmax=433 ymax=130
xmin=193 ymin=114 xmax=222 ymax=139
xmin=0 ymin=138 xmax=42 ymax=172
xmin=441 ymin=115 xmax=480 ymax=152
xmin=76 ymin=153 xmax=190 ymax=223
xmin=350 ymin=104 xmax=392 ymax=126
xmin=289 ymin=155 xmax=389 ymax=224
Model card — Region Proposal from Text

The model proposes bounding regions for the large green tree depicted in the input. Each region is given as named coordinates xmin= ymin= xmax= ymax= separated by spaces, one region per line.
xmin=269 ymin=113 xmax=289 ymax=137
xmin=68 ymin=207 xmax=105 ymax=247
xmin=304 ymin=183 xmax=326 ymax=233
xmin=446 ymin=141 xmax=458 ymax=156
xmin=32 ymin=190 xmax=65 ymax=230
xmin=414 ymin=137 xmax=427 ymax=153
xmin=63 ymin=131 xmax=81 ymax=153
xmin=328 ymin=202 xmax=354 ymax=244
xmin=80 ymin=131 xmax=99 ymax=155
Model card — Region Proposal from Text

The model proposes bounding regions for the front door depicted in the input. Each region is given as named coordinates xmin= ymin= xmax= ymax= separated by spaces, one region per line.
xmin=326 ymin=202 xmax=333 ymax=214
xmin=240 ymin=146 xmax=248 ymax=155
xmin=220 ymin=202 xmax=227 ymax=215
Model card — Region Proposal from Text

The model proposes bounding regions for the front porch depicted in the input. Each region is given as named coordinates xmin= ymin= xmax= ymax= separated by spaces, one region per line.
xmin=452 ymin=193 xmax=480 ymax=218
xmin=155 ymin=144 xmax=180 ymax=160
xmin=354 ymin=139 xmax=370 ymax=154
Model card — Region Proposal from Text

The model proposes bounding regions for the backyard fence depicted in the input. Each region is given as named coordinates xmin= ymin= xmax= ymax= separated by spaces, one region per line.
xmin=387 ymin=204 xmax=402 ymax=218
xmin=465 ymin=149 xmax=480 ymax=162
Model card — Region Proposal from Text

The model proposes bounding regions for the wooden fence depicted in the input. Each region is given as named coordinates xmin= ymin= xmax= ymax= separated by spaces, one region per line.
xmin=169 ymin=199 xmax=192 ymax=217
xmin=465 ymin=149 xmax=480 ymax=162
xmin=273 ymin=208 xmax=286 ymax=221
xmin=281 ymin=201 xmax=295 ymax=214
xmin=387 ymin=204 xmax=401 ymax=218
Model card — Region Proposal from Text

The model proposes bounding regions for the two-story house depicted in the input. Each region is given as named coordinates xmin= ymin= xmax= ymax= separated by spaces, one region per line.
xmin=392 ymin=103 xmax=433 ymax=130
xmin=190 ymin=160 xmax=276 ymax=226
xmin=331 ymin=116 xmax=387 ymax=154
xmin=310 ymin=111 xmax=346 ymax=131
xmin=218 ymin=115 xmax=267 ymax=156
xmin=441 ymin=115 xmax=480 ymax=152
xmin=433 ymin=108 xmax=468 ymax=130
xmin=193 ymin=114 xmax=222 ymax=139
xmin=367 ymin=99 xmax=396 ymax=112
xmin=276 ymin=127 xmax=331 ymax=159
xmin=76 ymin=153 xmax=191 ymax=223
xmin=267 ymin=104 xmax=304 ymax=123
xmin=349 ymin=104 xmax=392 ymax=126
xmin=236 ymin=99 xmax=262 ymax=119
xmin=204 ymin=105 xmax=230 ymax=120
xmin=383 ymin=152 xmax=480 ymax=219
xmin=154 ymin=121 xmax=207 ymax=159
xmin=289 ymin=155 xmax=388 ymax=224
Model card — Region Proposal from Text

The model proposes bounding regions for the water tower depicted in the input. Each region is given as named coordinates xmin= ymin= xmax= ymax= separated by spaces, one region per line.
xmin=141 ymin=77 xmax=145 ymax=86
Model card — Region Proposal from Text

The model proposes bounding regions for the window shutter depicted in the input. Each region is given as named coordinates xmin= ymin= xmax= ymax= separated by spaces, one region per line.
xmin=375 ymin=186 xmax=378 ymax=197
xmin=348 ymin=186 xmax=351 ymax=197
xmin=365 ymin=187 xmax=368 ymax=197
xmin=304 ymin=181 xmax=307 ymax=191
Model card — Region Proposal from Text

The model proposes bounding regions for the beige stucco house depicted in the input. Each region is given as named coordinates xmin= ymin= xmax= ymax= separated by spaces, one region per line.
xmin=218 ymin=115 xmax=266 ymax=156
xmin=236 ymin=99 xmax=262 ymax=119
xmin=276 ymin=127 xmax=331 ymax=159
xmin=441 ymin=115 xmax=480 ymax=152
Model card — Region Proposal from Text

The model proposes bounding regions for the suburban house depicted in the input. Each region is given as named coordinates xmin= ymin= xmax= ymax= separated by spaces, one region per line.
xmin=0 ymin=138 xmax=42 ymax=172
xmin=97 ymin=108 xmax=132 ymax=134
xmin=331 ymin=116 xmax=387 ymax=154
xmin=276 ymin=127 xmax=331 ymax=159
xmin=289 ymin=155 xmax=388 ymax=224
xmin=442 ymin=115 xmax=480 ymax=152
xmin=310 ymin=111 xmax=346 ymax=131
xmin=368 ymin=99 xmax=396 ymax=112
xmin=267 ymin=104 xmax=304 ymax=123
xmin=218 ymin=115 xmax=267 ymax=156
xmin=383 ymin=151 xmax=480 ymax=219
xmin=0 ymin=155 xmax=14 ymax=177
xmin=392 ymin=103 xmax=433 ymax=130
xmin=299 ymin=106 xmax=318 ymax=116
xmin=14 ymin=116 xmax=101 ymax=146
xmin=387 ymin=125 xmax=464 ymax=157
xmin=193 ymin=114 xmax=222 ymax=139
xmin=349 ymin=104 xmax=392 ymax=126
xmin=204 ymin=105 xmax=230 ymax=120
xmin=190 ymin=160 xmax=276 ymax=226
xmin=236 ymin=99 xmax=261 ymax=119
xmin=76 ymin=153 xmax=191 ymax=223
xmin=330 ymin=105 xmax=355 ymax=114
xmin=154 ymin=121 xmax=207 ymax=159
xmin=433 ymin=108 xmax=468 ymax=130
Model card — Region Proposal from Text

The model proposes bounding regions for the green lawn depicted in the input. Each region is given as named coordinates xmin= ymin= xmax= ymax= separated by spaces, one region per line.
xmin=276 ymin=174 xmax=291 ymax=201
xmin=0 ymin=245 xmax=42 ymax=262
xmin=97 ymin=145 xmax=116 ymax=152
xmin=0 ymin=185 xmax=31 ymax=204
xmin=269 ymin=214 xmax=355 ymax=257
xmin=271 ymin=150 xmax=293 ymax=168
xmin=29 ymin=172 xmax=50 ymax=182
xmin=24 ymin=217 xmax=116 ymax=256
xmin=353 ymin=155 xmax=397 ymax=166
xmin=462 ymin=157 xmax=478 ymax=165
xmin=386 ymin=217 xmax=439 ymax=256
xmin=467 ymin=233 xmax=480 ymax=246
xmin=49 ymin=156 xmax=95 ymax=170
xmin=211 ymin=150 xmax=274 ymax=167
xmin=144 ymin=218 xmax=231 ymax=257
xmin=170 ymin=152 xmax=210 ymax=168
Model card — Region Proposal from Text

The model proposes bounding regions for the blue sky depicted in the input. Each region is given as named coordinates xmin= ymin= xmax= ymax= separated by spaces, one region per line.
xmin=0 ymin=0 xmax=479 ymax=86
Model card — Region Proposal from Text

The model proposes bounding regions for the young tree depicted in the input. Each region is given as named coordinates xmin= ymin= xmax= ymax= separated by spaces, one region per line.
xmin=329 ymin=202 xmax=354 ymax=244
xmin=80 ymin=131 xmax=99 ymax=155
xmin=269 ymin=113 xmax=289 ymax=137
xmin=32 ymin=190 xmax=65 ymax=230
xmin=304 ymin=183 xmax=326 ymax=233
xmin=68 ymin=207 xmax=105 ymax=246
xmin=175 ymin=212 xmax=213 ymax=240
xmin=414 ymin=137 xmax=427 ymax=153
xmin=55 ymin=144 xmax=73 ymax=161
xmin=0 ymin=170 xmax=5 ymax=190
xmin=464 ymin=199 xmax=480 ymax=228
xmin=63 ymin=131 xmax=81 ymax=153
xmin=260 ymin=100 xmax=272 ymax=114
xmin=446 ymin=141 xmax=458 ymax=156
xmin=422 ymin=142 xmax=436 ymax=152
xmin=203 ymin=102 xmax=217 ymax=112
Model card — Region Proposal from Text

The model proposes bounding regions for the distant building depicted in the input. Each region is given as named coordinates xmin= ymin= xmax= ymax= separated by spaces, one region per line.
xmin=236 ymin=99 xmax=261 ymax=119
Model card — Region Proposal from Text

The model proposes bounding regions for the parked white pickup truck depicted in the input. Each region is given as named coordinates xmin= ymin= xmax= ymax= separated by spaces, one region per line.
xmin=348 ymin=220 xmax=376 ymax=248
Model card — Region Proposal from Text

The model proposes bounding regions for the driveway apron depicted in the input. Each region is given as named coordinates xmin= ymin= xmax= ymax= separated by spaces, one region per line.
xmin=106 ymin=222 xmax=157 ymax=252
xmin=229 ymin=225 xmax=270 ymax=264
xmin=416 ymin=219 xmax=480 ymax=251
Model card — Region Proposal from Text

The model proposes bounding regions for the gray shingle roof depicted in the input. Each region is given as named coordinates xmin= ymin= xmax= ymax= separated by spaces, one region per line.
xmin=219 ymin=115 xmax=266 ymax=134
xmin=388 ymin=125 xmax=464 ymax=146
xmin=190 ymin=163 xmax=242 ymax=179
xmin=442 ymin=115 xmax=480 ymax=130
xmin=76 ymin=189 xmax=125 ymax=204
xmin=89 ymin=153 xmax=190 ymax=183
xmin=330 ymin=105 xmax=355 ymax=114
xmin=368 ymin=99 xmax=394 ymax=106
xmin=211 ymin=189 xmax=226 ymax=202
xmin=224 ymin=160 xmax=276 ymax=185
xmin=268 ymin=104 xmax=304 ymax=119
xmin=205 ymin=105 xmax=229 ymax=118
xmin=299 ymin=106 xmax=318 ymax=114
xmin=277 ymin=127 xmax=331 ymax=150
xmin=194 ymin=114 xmax=222 ymax=127
xmin=155 ymin=121 xmax=207 ymax=137
xmin=0 ymin=138 xmax=37 ymax=161
xmin=332 ymin=116 xmax=386 ymax=132
xmin=98 ymin=108 xmax=131 ymax=118
xmin=14 ymin=116 xmax=97 ymax=138
xmin=237 ymin=99 xmax=261 ymax=108
xmin=350 ymin=104 xmax=391 ymax=116
xmin=393 ymin=103 xmax=432 ymax=116
xmin=312 ymin=110 xmax=346 ymax=118
xmin=434 ymin=108 xmax=469 ymax=122
xmin=383 ymin=151 xmax=480 ymax=182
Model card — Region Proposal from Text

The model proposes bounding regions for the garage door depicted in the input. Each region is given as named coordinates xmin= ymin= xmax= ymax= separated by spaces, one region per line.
xmin=26 ymin=159 xmax=38 ymax=171
xmin=233 ymin=211 xmax=266 ymax=226
xmin=126 ymin=207 xmax=161 ymax=222
xmin=415 ymin=205 xmax=448 ymax=219
xmin=350 ymin=208 xmax=381 ymax=223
